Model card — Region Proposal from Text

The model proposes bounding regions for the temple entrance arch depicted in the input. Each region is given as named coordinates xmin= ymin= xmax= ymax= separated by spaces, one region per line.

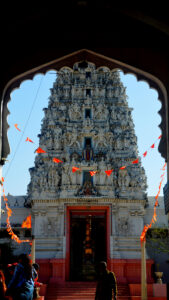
xmin=66 ymin=206 xmax=110 ymax=281
xmin=1 ymin=49 xmax=168 ymax=163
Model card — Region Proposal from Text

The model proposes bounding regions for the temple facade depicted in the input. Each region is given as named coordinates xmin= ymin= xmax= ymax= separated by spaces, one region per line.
xmin=29 ymin=61 xmax=148 ymax=280
xmin=1 ymin=61 xmax=168 ymax=282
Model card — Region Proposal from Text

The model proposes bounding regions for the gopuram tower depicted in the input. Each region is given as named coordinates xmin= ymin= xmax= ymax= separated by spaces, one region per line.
xmin=27 ymin=61 xmax=148 ymax=281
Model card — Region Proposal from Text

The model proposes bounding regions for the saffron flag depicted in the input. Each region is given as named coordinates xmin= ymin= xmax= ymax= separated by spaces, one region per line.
xmin=53 ymin=158 xmax=63 ymax=163
xmin=90 ymin=171 xmax=97 ymax=176
xmin=14 ymin=124 xmax=21 ymax=132
xmin=120 ymin=166 xmax=126 ymax=170
xmin=105 ymin=170 xmax=113 ymax=176
xmin=161 ymin=163 xmax=166 ymax=171
xmin=25 ymin=137 xmax=34 ymax=143
xmin=132 ymin=158 xmax=139 ymax=164
xmin=72 ymin=166 xmax=80 ymax=173
xmin=151 ymin=143 xmax=155 ymax=149
xmin=143 ymin=151 xmax=147 ymax=157
xmin=21 ymin=215 xmax=31 ymax=228
xmin=158 ymin=135 xmax=162 ymax=139
xmin=36 ymin=147 xmax=46 ymax=154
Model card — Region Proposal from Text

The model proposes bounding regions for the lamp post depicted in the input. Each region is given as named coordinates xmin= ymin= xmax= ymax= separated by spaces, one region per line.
xmin=141 ymin=240 xmax=147 ymax=300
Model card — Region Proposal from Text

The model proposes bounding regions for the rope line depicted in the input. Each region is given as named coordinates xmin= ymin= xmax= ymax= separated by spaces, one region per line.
xmin=4 ymin=76 xmax=44 ymax=179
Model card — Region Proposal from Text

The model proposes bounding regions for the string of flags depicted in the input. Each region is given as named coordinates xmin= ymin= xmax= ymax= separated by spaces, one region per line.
xmin=0 ymin=124 xmax=165 ymax=245
xmin=1 ymin=179 xmax=32 ymax=244
xmin=13 ymin=123 xmax=162 ymax=177
xmin=140 ymin=162 xmax=166 ymax=243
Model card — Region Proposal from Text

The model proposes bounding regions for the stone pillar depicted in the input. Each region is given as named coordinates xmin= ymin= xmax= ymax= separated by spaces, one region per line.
xmin=141 ymin=241 xmax=147 ymax=300
xmin=31 ymin=235 xmax=35 ymax=264
xmin=0 ymin=164 xmax=3 ymax=228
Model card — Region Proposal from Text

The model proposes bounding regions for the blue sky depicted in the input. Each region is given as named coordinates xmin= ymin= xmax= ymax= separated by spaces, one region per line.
xmin=2 ymin=71 xmax=166 ymax=198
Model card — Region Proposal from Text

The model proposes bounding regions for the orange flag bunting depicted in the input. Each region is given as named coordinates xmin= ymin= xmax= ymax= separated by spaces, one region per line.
xmin=143 ymin=151 xmax=147 ymax=157
xmin=120 ymin=166 xmax=126 ymax=170
xmin=140 ymin=165 xmax=166 ymax=243
xmin=161 ymin=163 xmax=166 ymax=171
xmin=158 ymin=135 xmax=162 ymax=139
xmin=21 ymin=215 xmax=31 ymax=228
xmin=36 ymin=147 xmax=46 ymax=154
xmin=90 ymin=171 xmax=97 ymax=176
xmin=105 ymin=170 xmax=113 ymax=176
xmin=72 ymin=166 xmax=80 ymax=173
xmin=151 ymin=143 xmax=155 ymax=149
xmin=0 ymin=177 xmax=4 ymax=186
xmin=2 ymin=185 xmax=32 ymax=244
xmin=14 ymin=124 xmax=21 ymax=132
xmin=25 ymin=137 xmax=34 ymax=143
xmin=132 ymin=158 xmax=139 ymax=164
xmin=53 ymin=158 xmax=63 ymax=163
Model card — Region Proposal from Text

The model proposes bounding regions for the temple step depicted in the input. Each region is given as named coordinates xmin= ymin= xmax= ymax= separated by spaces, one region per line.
xmin=45 ymin=282 xmax=130 ymax=300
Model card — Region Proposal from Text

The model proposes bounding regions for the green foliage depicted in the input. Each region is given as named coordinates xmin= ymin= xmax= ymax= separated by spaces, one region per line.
xmin=146 ymin=228 xmax=169 ymax=254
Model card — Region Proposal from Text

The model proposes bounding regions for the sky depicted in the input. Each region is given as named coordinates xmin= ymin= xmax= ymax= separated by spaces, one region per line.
xmin=2 ymin=70 xmax=167 ymax=198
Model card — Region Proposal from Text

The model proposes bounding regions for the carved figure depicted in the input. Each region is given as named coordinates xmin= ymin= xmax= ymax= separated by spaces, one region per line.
xmin=95 ymin=129 xmax=108 ymax=148
xmin=69 ymin=103 xmax=81 ymax=120
xmin=118 ymin=169 xmax=130 ymax=188
xmin=68 ymin=128 xmax=80 ymax=148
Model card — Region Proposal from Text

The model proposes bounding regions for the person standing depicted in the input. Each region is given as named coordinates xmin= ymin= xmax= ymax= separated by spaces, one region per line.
xmin=95 ymin=261 xmax=117 ymax=300
xmin=7 ymin=254 xmax=34 ymax=300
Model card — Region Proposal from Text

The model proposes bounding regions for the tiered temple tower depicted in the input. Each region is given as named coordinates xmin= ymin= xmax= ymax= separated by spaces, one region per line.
xmin=27 ymin=61 xmax=148 ymax=281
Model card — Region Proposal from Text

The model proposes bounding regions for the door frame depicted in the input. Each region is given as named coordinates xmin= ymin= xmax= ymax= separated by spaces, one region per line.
xmin=65 ymin=205 xmax=111 ymax=280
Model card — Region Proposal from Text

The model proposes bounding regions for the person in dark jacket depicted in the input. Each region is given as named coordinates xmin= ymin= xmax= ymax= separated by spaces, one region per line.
xmin=95 ymin=261 xmax=117 ymax=300
xmin=7 ymin=254 xmax=34 ymax=300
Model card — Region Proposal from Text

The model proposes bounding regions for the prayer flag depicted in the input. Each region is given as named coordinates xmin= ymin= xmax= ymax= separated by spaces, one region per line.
xmin=21 ymin=215 xmax=31 ymax=228
xmin=90 ymin=171 xmax=97 ymax=176
xmin=120 ymin=166 xmax=126 ymax=170
xmin=143 ymin=151 xmax=147 ymax=157
xmin=132 ymin=158 xmax=139 ymax=164
xmin=53 ymin=158 xmax=63 ymax=163
xmin=36 ymin=147 xmax=46 ymax=154
xmin=25 ymin=137 xmax=34 ymax=143
xmin=72 ymin=166 xmax=79 ymax=173
xmin=105 ymin=170 xmax=113 ymax=176
xmin=14 ymin=124 xmax=21 ymax=131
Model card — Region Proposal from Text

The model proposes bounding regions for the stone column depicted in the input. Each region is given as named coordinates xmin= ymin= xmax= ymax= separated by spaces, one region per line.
xmin=0 ymin=164 xmax=3 ymax=228
xmin=141 ymin=241 xmax=147 ymax=300
xmin=31 ymin=235 xmax=35 ymax=264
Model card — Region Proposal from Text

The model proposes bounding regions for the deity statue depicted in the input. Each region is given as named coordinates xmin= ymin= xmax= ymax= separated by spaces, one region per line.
xmin=118 ymin=169 xmax=130 ymax=188
xmin=68 ymin=128 xmax=81 ymax=148
xmin=95 ymin=128 xmax=108 ymax=149
xmin=69 ymin=103 xmax=81 ymax=120
xmin=62 ymin=164 xmax=71 ymax=186
xmin=94 ymin=104 xmax=108 ymax=120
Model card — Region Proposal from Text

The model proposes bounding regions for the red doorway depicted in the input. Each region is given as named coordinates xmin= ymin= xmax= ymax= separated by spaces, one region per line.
xmin=65 ymin=206 xmax=110 ymax=281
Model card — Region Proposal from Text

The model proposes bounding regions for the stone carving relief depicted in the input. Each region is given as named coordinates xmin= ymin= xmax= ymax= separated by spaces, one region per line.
xmin=47 ymin=167 xmax=60 ymax=188
xmin=28 ymin=61 xmax=147 ymax=202
xmin=67 ymin=128 xmax=81 ymax=148
xmin=69 ymin=103 xmax=81 ymax=120
xmin=94 ymin=128 xmax=108 ymax=149
xmin=61 ymin=164 xmax=71 ymax=186
xmin=94 ymin=104 xmax=109 ymax=120
xmin=118 ymin=169 xmax=130 ymax=188
xmin=117 ymin=217 xmax=130 ymax=236
xmin=40 ymin=216 xmax=60 ymax=237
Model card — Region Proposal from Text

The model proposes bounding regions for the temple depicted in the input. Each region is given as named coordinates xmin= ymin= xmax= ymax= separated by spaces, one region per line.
xmin=0 ymin=61 xmax=168 ymax=284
